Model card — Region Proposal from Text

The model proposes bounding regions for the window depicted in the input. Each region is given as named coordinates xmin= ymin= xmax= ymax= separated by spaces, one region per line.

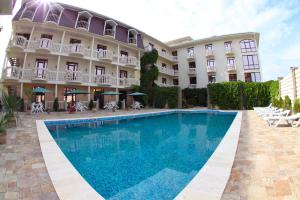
xmin=35 ymin=59 xmax=48 ymax=78
xmin=64 ymin=87 xmax=76 ymax=102
xmin=173 ymin=79 xmax=179 ymax=85
xmin=95 ymin=66 xmax=105 ymax=75
xmin=41 ymin=34 xmax=53 ymax=39
xmin=97 ymin=44 xmax=107 ymax=51
xmin=205 ymin=44 xmax=213 ymax=50
xmin=66 ymin=62 xmax=78 ymax=71
xmin=120 ymin=51 xmax=128 ymax=57
xmin=173 ymin=64 xmax=178 ymax=70
xmin=229 ymin=74 xmax=237 ymax=82
xmin=70 ymin=38 xmax=81 ymax=44
xmin=162 ymin=63 xmax=166 ymax=68
xmin=208 ymin=75 xmax=216 ymax=83
xmin=172 ymin=51 xmax=177 ymax=56
xmin=242 ymin=55 xmax=259 ymax=69
xmin=187 ymin=47 xmax=194 ymax=53
xmin=245 ymin=72 xmax=261 ymax=82
xmin=40 ymin=34 xmax=53 ymax=48
xmin=162 ymin=78 xmax=167 ymax=84
xmin=120 ymin=70 xmax=128 ymax=78
xmin=240 ymin=39 xmax=256 ymax=53
xmin=224 ymin=41 xmax=232 ymax=49
xmin=189 ymin=76 xmax=197 ymax=84
xmin=207 ymin=59 xmax=215 ymax=67
xmin=162 ymin=49 xmax=166 ymax=55
xmin=189 ymin=61 xmax=196 ymax=68
xmin=16 ymin=33 xmax=30 ymax=40
xmin=149 ymin=43 xmax=154 ymax=49
xmin=227 ymin=57 xmax=235 ymax=65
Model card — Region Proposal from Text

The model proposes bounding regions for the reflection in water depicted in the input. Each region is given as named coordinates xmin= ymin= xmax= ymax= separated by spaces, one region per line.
xmin=47 ymin=112 xmax=236 ymax=200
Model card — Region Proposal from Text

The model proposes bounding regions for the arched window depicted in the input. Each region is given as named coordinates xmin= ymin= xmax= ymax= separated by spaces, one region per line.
xmin=21 ymin=2 xmax=38 ymax=21
xmin=128 ymin=29 xmax=138 ymax=45
xmin=240 ymin=39 xmax=256 ymax=53
xmin=45 ymin=4 xmax=63 ymax=24
xmin=104 ymin=20 xmax=117 ymax=38
xmin=76 ymin=11 xmax=93 ymax=31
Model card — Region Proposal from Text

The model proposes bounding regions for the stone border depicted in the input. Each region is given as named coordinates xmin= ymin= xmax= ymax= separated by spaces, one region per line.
xmin=36 ymin=110 xmax=242 ymax=200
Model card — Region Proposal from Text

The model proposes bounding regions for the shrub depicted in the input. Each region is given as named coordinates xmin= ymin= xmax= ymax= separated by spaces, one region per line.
xmin=182 ymin=88 xmax=207 ymax=107
xmin=2 ymin=94 xmax=22 ymax=117
xmin=283 ymin=96 xmax=292 ymax=110
xmin=150 ymin=87 xmax=178 ymax=108
xmin=53 ymin=98 xmax=59 ymax=111
xmin=293 ymin=98 xmax=300 ymax=113
xmin=0 ymin=114 xmax=9 ymax=133
xmin=19 ymin=98 xmax=25 ymax=112
xmin=89 ymin=100 xmax=94 ymax=110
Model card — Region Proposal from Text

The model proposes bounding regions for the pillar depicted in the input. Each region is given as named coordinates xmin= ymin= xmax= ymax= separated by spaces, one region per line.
xmin=55 ymin=84 xmax=58 ymax=98
xmin=277 ymin=77 xmax=283 ymax=99
xmin=290 ymin=67 xmax=298 ymax=104
xmin=20 ymin=82 xmax=24 ymax=98
xmin=88 ymin=86 xmax=91 ymax=101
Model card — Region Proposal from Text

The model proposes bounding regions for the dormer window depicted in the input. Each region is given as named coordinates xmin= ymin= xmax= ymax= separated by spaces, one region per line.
xmin=45 ymin=4 xmax=63 ymax=24
xmin=128 ymin=29 xmax=138 ymax=45
xmin=21 ymin=2 xmax=38 ymax=21
xmin=104 ymin=20 xmax=117 ymax=38
xmin=76 ymin=11 xmax=92 ymax=31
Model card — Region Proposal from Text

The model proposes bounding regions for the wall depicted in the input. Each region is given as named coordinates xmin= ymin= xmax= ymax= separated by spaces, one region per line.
xmin=280 ymin=67 xmax=299 ymax=103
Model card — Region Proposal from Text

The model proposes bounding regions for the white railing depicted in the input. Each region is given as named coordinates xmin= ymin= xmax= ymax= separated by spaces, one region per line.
xmin=45 ymin=13 xmax=59 ymax=24
xmin=188 ymin=68 xmax=196 ymax=74
xmin=62 ymin=43 xmax=86 ymax=56
xmin=189 ymin=84 xmax=197 ymax=88
xmin=119 ymin=78 xmax=139 ymax=87
xmin=227 ymin=63 xmax=236 ymax=71
xmin=76 ymin=20 xmax=89 ymax=30
xmin=207 ymin=65 xmax=216 ymax=72
xmin=21 ymin=10 xmax=34 ymax=20
xmin=206 ymin=49 xmax=214 ymax=57
xmin=128 ymin=38 xmax=136 ymax=44
xmin=93 ymin=74 xmax=116 ymax=85
xmin=187 ymin=52 xmax=195 ymax=59
xmin=104 ymin=29 xmax=114 ymax=36
xmin=32 ymin=68 xmax=48 ymax=80
xmin=9 ymin=35 xmax=28 ymax=49
xmin=64 ymin=70 xmax=81 ymax=82
xmin=92 ymin=50 xmax=114 ymax=60
xmin=28 ymin=39 xmax=61 ymax=53
xmin=225 ymin=47 xmax=234 ymax=54
xmin=2 ymin=66 xmax=21 ymax=80
xmin=172 ymin=56 xmax=178 ymax=62
xmin=154 ymin=80 xmax=176 ymax=87
xmin=118 ymin=56 xmax=138 ymax=67
xmin=144 ymin=45 xmax=153 ymax=52
xmin=157 ymin=66 xmax=177 ymax=76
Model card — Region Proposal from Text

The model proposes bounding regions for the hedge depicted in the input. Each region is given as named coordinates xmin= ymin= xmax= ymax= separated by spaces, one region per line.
xmin=151 ymin=87 xmax=179 ymax=108
xmin=208 ymin=81 xmax=276 ymax=110
xmin=182 ymin=88 xmax=207 ymax=107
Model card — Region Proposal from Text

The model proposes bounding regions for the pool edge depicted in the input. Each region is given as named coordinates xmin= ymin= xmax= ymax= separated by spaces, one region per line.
xmin=37 ymin=110 xmax=242 ymax=200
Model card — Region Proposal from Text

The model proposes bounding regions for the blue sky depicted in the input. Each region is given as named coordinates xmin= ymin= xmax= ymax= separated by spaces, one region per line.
xmin=1 ymin=0 xmax=299 ymax=81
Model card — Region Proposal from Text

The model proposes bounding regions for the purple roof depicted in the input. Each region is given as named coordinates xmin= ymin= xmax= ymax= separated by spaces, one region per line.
xmin=13 ymin=1 xmax=144 ymax=49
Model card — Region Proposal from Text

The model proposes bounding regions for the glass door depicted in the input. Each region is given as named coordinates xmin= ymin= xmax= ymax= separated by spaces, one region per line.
xmin=35 ymin=59 xmax=48 ymax=78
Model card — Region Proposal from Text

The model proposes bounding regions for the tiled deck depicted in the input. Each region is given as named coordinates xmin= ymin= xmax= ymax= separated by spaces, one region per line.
xmin=0 ymin=110 xmax=299 ymax=200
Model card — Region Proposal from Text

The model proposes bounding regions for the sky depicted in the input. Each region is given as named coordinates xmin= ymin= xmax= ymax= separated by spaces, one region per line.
xmin=0 ymin=0 xmax=300 ymax=81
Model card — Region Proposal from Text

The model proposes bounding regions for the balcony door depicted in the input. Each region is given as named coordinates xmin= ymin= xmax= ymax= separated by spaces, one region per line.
xmin=40 ymin=34 xmax=53 ymax=48
xmin=66 ymin=62 xmax=78 ymax=80
xmin=35 ymin=59 xmax=48 ymax=78
xmin=120 ymin=70 xmax=128 ymax=78
xmin=95 ymin=66 xmax=105 ymax=75
xmin=70 ymin=38 xmax=81 ymax=53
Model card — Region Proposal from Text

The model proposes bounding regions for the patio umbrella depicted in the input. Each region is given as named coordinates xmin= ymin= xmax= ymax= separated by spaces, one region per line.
xmin=65 ymin=89 xmax=90 ymax=95
xmin=129 ymin=92 xmax=147 ymax=96
xmin=32 ymin=87 xmax=52 ymax=93
xmin=101 ymin=91 xmax=122 ymax=95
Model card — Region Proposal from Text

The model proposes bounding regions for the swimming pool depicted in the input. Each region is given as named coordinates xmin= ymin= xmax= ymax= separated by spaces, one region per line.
xmin=44 ymin=111 xmax=237 ymax=200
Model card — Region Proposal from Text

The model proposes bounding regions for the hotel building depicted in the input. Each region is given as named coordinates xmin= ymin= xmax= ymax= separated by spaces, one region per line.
xmin=1 ymin=0 xmax=261 ymax=109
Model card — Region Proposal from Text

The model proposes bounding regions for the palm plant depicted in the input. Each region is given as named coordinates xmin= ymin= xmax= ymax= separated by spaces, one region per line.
xmin=2 ymin=93 xmax=22 ymax=117
xmin=0 ymin=113 xmax=9 ymax=133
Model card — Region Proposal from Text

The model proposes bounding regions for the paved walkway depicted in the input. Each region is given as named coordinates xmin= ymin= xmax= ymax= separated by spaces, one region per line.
xmin=222 ymin=111 xmax=300 ymax=200
xmin=0 ymin=110 xmax=299 ymax=200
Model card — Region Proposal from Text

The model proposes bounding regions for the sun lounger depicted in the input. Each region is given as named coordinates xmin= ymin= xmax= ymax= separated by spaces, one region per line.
xmin=264 ymin=113 xmax=300 ymax=127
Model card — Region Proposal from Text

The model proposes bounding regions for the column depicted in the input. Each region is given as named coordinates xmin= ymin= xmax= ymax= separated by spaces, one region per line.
xmin=55 ymin=84 xmax=58 ymax=98
xmin=21 ymin=53 xmax=28 ymax=79
xmin=20 ymin=83 xmax=24 ymax=98
xmin=56 ymin=56 xmax=61 ymax=81
xmin=116 ymin=44 xmax=120 ymax=102
xmin=291 ymin=67 xmax=298 ymax=104
xmin=88 ymin=86 xmax=91 ymax=101
xmin=59 ymin=31 xmax=66 ymax=52
xmin=277 ymin=77 xmax=283 ymax=99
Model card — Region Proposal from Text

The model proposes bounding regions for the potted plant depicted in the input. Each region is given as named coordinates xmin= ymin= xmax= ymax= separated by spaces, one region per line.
xmin=2 ymin=94 xmax=21 ymax=127
xmin=0 ymin=114 xmax=8 ymax=144
xmin=89 ymin=100 xmax=94 ymax=111
xmin=53 ymin=98 xmax=59 ymax=112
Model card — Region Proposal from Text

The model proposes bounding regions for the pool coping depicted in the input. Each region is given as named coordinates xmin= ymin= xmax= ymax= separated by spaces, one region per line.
xmin=36 ymin=110 xmax=242 ymax=200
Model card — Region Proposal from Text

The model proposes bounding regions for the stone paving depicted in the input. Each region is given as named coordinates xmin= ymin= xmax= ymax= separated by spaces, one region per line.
xmin=222 ymin=111 xmax=300 ymax=200
xmin=0 ymin=109 xmax=299 ymax=200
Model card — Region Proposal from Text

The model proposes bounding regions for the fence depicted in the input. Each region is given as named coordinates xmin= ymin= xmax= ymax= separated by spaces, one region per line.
xmin=279 ymin=67 xmax=299 ymax=104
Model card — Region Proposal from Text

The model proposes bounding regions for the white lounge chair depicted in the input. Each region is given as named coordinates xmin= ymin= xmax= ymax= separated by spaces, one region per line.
xmin=104 ymin=101 xmax=119 ymax=111
xmin=264 ymin=113 xmax=300 ymax=127
xmin=131 ymin=101 xmax=144 ymax=110
xmin=262 ymin=109 xmax=288 ymax=118
xmin=257 ymin=108 xmax=282 ymax=117
xmin=31 ymin=102 xmax=44 ymax=114
xmin=254 ymin=103 xmax=272 ymax=111
xmin=75 ymin=102 xmax=88 ymax=112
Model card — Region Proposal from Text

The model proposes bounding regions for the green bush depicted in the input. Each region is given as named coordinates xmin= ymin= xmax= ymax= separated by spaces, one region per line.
xmin=89 ymin=100 xmax=94 ymax=110
xmin=0 ymin=113 xmax=9 ymax=133
xmin=182 ymin=88 xmax=207 ymax=107
xmin=208 ymin=82 xmax=272 ymax=110
xmin=150 ymin=87 xmax=178 ymax=108
xmin=53 ymin=98 xmax=59 ymax=111
xmin=293 ymin=98 xmax=300 ymax=113
xmin=2 ymin=94 xmax=22 ymax=117
xmin=19 ymin=98 xmax=25 ymax=112
xmin=283 ymin=95 xmax=292 ymax=110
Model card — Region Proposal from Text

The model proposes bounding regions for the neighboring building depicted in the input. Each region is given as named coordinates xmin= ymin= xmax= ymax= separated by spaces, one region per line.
xmin=1 ymin=0 xmax=262 ymax=108
xmin=0 ymin=0 xmax=17 ymax=15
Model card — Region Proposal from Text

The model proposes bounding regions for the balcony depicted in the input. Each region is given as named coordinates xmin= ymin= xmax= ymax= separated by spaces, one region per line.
xmin=227 ymin=63 xmax=236 ymax=72
xmin=205 ymin=49 xmax=214 ymax=57
xmin=144 ymin=45 xmax=153 ymax=52
xmin=93 ymin=74 xmax=115 ymax=86
xmin=45 ymin=13 xmax=60 ymax=24
xmin=28 ymin=38 xmax=53 ymax=52
xmin=119 ymin=78 xmax=140 ymax=88
xmin=21 ymin=9 xmax=35 ymax=21
xmin=8 ymin=35 xmax=28 ymax=50
xmin=157 ymin=66 xmax=177 ymax=76
xmin=62 ymin=43 xmax=86 ymax=57
xmin=2 ymin=66 xmax=21 ymax=81
xmin=128 ymin=38 xmax=137 ymax=45
xmin=104 ymin=29 xmax=115 ymax=37
xmin=207 ymin=66 xmax=216 ymax=73
xmin=93 ymin=50 xmax=114 ymax=61
xmin=154 ymin=81 xmax=176 ymax=87
xmin=119 ymin=56 xmax=138 ymax=68
xmin=188 ymin=68 xmax=197 ymax=75
xmin=225 ymin=47 xmax=234 ymax=56
xmin=64 ymin=70 xmax=81 ymax=83
xmin=187 ymin=52 xmax=195 ymax=60
xmin=76 ymin=20 xmax=89 ymax=31
xmin=172 ymin=56 xmax=178 ymax=62
xmin=188 ymin=84 xmax=197 ymax=89
xmin=31 ymin=68 xmax=48 ymax=81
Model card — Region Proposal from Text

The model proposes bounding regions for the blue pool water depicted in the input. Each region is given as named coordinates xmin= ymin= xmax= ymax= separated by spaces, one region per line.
xmin=46 ymin=111 xmax=236 ymax=200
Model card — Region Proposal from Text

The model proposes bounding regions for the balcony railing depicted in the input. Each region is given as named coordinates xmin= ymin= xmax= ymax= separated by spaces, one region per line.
xmin=9 ymin=35 xmax=28 ymax=49
xmin=104 ymin=29 xmax=114 ymax=37
xmin=207 ymin=66 xmax=216 ymax=73
xmin=2 ymin=66 xmax=21 ymax=80
xmin=76 ymin=20 xmax=89 ymax=30
xmin=32 ymin=68 xmax=48 ymax=80
xmin=119 ymin=56 xmax=138 ymax=67
xmin=188 ymin=84 xmax=197 ymax=89
xmin=21 ymin=10 xmax=34 ymax=20
xmin=45 ymin=13 xmax=59 ymax=24
xmin=157 ymin=66 xmax=177 ymax=76
xmin=187 ymin=52 xmax=195 ymax=60
xmin=227 ymin=63 xmax=236 ymax=71
xmin=128 ymin=38 xmax=137 ymax=44
xmin=64 ymin=70 xmax=81 ymax=82
xmin=225 ymin=47 xmax=234 ymax=55
xmin=93 ymin=74 xmax=116 ymax=86
xmin=92 ymin=50 xmax=114 ymax=60
xmin=188 ymin=68 xmax=197 ymax=75
xmin=144 ymin=45 xmax=153 ymax=52
xmin=27 ymin=39 xmax=60 ymax=53
xmin=22 ymin=68 xmax=57 ymax=81
xmin=154 ymin=81 xmax=177 ymax=87
xmin=119 ymin=78 xmax=140 ymax=87
xmin=61 ymin=43 xmax=90 ymax=57
xmin=205 ymin=49 xmax=214 ymax=57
